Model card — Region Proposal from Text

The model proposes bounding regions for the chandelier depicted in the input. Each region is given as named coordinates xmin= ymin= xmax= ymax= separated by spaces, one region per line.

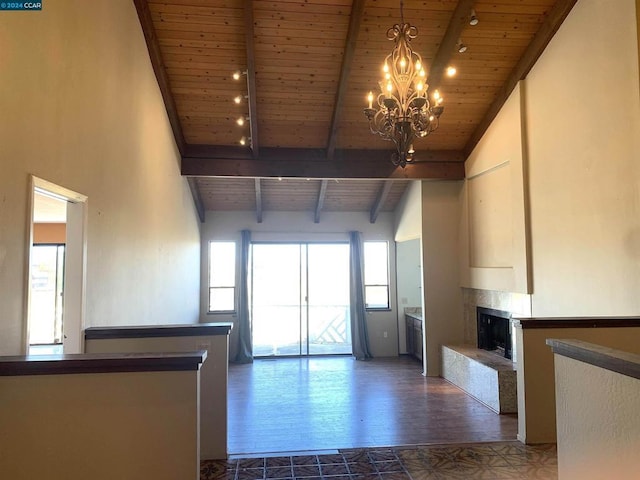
xmin=364 ymin=0 xmax=444 ymax=168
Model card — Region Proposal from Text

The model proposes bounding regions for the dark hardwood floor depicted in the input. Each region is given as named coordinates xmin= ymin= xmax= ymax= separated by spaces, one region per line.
xmin=228 ymin=356 xmax=517 ymax=455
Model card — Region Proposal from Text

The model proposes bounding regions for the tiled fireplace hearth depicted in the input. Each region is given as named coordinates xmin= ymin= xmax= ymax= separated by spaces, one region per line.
xmin=441 ymin=288 xmax=530 ymax=414
xmin=442 ymin=344 xmax=517 ymax=413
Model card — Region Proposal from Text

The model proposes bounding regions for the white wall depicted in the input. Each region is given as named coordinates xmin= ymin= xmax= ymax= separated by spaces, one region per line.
xmin=201 ymin=210 xmax=399 ymax=358
xmin=394 ymin=181 xmax=422 ymax=242
xmin=554 ymin=353 xmax=640 ymax=479
xmin=0 ymin=0 xmax=201 ymax=354
xmin=461 ymin=84 xmax=530 ymax=294
xmin=394 ymin=178 xmax=465 ymax=374
xmin=422 ymin=181 xmax=464 ymax=376
xmin=525 ymin=0 xmax=640 ymax=316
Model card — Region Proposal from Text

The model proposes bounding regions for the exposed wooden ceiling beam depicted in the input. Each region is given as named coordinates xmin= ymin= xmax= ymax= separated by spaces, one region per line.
xmin=254 ymin=178 xmax=263 ymax=223
xmin=134 ymin=0 xmax=208 ymax=221
xmin=184 ymin=145 xmax=464 ymax=162
xmin=314 ymin=180 xmax=329 ymax=224
xmin=186 ymin=178 xmax=205 ymax=223
xmin=185 ymin=144 xmax=258 ymax=160
xmin=370 ymin=181 xmax=393 ymax=224
xmin=182 ymin=148 xmax=464 ymax=180
xmin=133 ymin=0 xmax=185 ymax=155
xmin=463 ymin=0 xmax=578 ymax=156
xmin=244 ymin=0 xmax=259 ymax=158
xmin=427 ymin=0 xmax=476 ymax=97
xmin=326 ymin=0 xmax=366 ymax=160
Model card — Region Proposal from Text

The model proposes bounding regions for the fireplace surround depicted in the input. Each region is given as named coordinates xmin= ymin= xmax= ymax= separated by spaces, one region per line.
xmin=477 ymin=307 xmax=513 ymax=360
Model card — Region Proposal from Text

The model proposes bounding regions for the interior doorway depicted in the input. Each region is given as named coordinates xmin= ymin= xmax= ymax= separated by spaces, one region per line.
xmin=29 ymin=244 xmax=65 ymax=354
xmin=251 ymin=243 xmax=351 ymax=356
xmin=25 ymin=177 xmax=87 ymax=355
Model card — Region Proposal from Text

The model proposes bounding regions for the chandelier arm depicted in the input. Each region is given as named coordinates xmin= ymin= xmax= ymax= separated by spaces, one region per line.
xmin=368 ymin=108 xmax=397 ymax=140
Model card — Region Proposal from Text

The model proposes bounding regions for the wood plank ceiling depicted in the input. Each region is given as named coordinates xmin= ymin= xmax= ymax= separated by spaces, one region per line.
xmin=134 ymin=0 xmax=577 ymax=222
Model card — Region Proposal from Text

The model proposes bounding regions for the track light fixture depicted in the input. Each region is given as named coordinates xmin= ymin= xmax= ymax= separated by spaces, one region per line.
xmin=232 ymin=71 xmax=251 ymax=147
xmin=232 ymin=70 xmax=247 ymax=81
xmin=469 ymin=9 xmax=479 ymax=26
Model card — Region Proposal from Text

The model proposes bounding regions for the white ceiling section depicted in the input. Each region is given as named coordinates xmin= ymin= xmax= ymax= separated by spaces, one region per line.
xmin=33 ymin=191 xmax=67 ymax=224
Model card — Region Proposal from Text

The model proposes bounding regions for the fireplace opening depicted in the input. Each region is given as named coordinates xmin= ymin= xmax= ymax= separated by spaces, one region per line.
xmin=477 ymin=307 xmax=512 ymax=360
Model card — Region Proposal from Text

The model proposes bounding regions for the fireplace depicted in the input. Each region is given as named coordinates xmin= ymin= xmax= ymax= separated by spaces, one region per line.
xmin=477 ymin=307 xmax=512 ymax=360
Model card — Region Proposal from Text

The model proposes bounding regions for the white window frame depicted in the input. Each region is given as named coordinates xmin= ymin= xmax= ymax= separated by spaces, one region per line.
xmin=208 ymin=241 xmax=237 ymax=313
xmin=363 ymin=241 xmax=390 ymax=310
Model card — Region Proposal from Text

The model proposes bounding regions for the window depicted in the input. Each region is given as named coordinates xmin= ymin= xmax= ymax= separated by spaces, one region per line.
xmin=363 ymin=241 xmax=389 ymax=309
xmin=208 ymin=242 xmax=236 ymax=312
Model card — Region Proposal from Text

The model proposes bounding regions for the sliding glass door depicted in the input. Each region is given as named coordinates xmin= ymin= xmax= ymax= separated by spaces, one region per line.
xmin=252 ymin=244 xmax=304 ymax=356
xmin=307 ymin=244 xmax=350 ymax=355
xmin=251 ymin=243 xmax=351 ymax=356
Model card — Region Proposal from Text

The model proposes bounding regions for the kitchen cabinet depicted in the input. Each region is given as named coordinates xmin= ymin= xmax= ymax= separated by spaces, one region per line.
xmin=405 ymin=314 xmax=423 ymax=361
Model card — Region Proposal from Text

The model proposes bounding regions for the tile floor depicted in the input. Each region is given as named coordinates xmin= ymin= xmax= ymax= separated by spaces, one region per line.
xmin=201 ymin=442 xmax=557 ymax=480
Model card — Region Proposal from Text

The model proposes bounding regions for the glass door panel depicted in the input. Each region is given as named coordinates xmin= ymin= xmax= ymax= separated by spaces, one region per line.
xmin=252 ymin=244 xmax=303 ymax=356
xmin=307 ymin=244 xmax=351 ymax=355
xmin=251 ymin=242 xmax=351 ymax=357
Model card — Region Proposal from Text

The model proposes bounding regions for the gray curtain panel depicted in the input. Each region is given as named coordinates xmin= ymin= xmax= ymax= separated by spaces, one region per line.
xmin=233 ymin=229 xmax=253 ymax=363
xmin=349 ymin=231 xmax=373 ymax=360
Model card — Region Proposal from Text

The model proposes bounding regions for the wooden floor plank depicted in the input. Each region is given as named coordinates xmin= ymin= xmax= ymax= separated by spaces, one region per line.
xmin=228 ymin=356 xmax=517 ymax=454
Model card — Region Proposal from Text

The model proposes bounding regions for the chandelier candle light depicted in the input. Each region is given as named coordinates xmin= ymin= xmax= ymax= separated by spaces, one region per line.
xmin=364 ymin=0 xmax=444 ymax=168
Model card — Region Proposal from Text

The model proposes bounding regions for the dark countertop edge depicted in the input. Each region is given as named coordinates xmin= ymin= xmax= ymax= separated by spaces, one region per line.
xmin=0 ymin=350 xmax=207 ymax=377
xmin=512 ymin=317 xmax=640 ymax=329
xmin=546 ymin=339 xmax=640 ymax=380
xmin=84 ymin=322 xmax=233 ymax=340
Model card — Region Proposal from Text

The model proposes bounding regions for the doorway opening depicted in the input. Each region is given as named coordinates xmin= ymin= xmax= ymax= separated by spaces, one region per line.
xmin=251 ymin=243 xmax=351 ymax=357
xmin=25 ymin=177 xmax=87 ymax=355
xmin=29 ymin=244 xmax=65 ymax=354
